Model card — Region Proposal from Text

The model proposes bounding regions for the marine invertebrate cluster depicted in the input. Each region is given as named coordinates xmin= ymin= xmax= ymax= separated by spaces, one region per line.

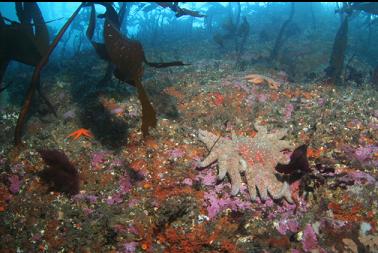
xmin=197 ymin=123 xmax=293 ymax=203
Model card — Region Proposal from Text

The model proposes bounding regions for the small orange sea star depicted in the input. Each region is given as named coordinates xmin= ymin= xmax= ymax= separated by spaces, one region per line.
xmin=66 ymin=128 xmax=93 ymax=140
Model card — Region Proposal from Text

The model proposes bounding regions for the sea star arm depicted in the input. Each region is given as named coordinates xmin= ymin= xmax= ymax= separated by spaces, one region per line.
xmin=254 ymin=123 xmax=268 ymax=135
xmin=266 ymin=175 xmax=288 ymax=201
xmin=277 ymin=140 xmax=292 ymax=151
xmin=272 ymin=181 xmax=293 ymax=203
xmin=246 ymin=162 xmax=293 ymax=203
xmin=245 ymin=165 xmax=257 ymax=201
xmin=276 ymin=152 xmax=291 ymax=164
xmin=66 ymin=131 xmax=80 ymax=140
xmin=217 ymin=155 xmax=228 ymax=180
xmin=239 ymin=158 xmax=247 ymax=173
xmin=256 ymin=165 xmax=269 ymax=201
xmin=199 ymin=150 xmax=219 ymax=168
xmin=268 ymin=129 xmax=288 ymax=140
xmin=218 ymin=154 xmax=243 ymax=195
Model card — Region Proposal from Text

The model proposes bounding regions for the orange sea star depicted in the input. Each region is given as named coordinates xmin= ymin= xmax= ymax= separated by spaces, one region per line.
xmin=66 ymin=128 xmax=94 ymax=140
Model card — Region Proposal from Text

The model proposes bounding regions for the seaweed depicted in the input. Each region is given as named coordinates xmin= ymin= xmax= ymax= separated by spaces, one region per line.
xmin=372 ymin=65 xmax=378 ymax=87
xmin=0 ymin=3 xmax=48 ymax=85
xmin=0 ymin=2 xmax=56 ymax=117
xmin=276 ymin=144 xmax=310 ymax=177
xmin=235 ymin=16 xmax=250 ymax=68
xmin=156 ymin=2 xmax=206 ymax=18
xmin=212 ymin=10 xmax=250 ymax=66
xmin=86 ymin=3 xmax=189 ymax=137
xmin=38 ymin=149 xmax=80 ymax=195
xmin=326 ymin=16 xmax=349 ymax=85
xmin=97 ymin=2 xmax=127 ymax=87
xmin=14 ymin=3 xmax=84 ymax=146
xmin=336 ymin=2 xmax=378 ymax=15
xmin=270 ymin=2 xmax=296 ymax=62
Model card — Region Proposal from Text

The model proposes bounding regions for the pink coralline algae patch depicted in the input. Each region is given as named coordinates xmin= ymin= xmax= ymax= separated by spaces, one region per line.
xmin=302 ymin=224 xmax=318 ymax=252
xmin=339 ymin=170 xmax=376 ymax=185
xmin=106 ymin=193 xmax=123 ymax=205
xmin=198 ymin=168 xmax=252 ymax=219
xmin=291 ymin=249 xmax=301 ymax=253
xmin=204 ymin=185 xmax=252 ymax=219
xmin=317 ymin=97 xmax=326 ymax=106
xmin=341 ymin=144 xmax=378 ymax=168
xmin=127 ymin=224 xmax=139 ymax=235
xmin=73 ymin=193 xmax=98 ymax=203
xmin=182 ymin=178 xmax=193 ymax=186
xmin=283 ymin=103 xmax=294 ymax=120
xmin=91 ymin=151 xmax=112 ymax=170
xmin=119 ymin=174 xmax=132 ymax=193
xmin=113 ymin=224 xmax=127 ymax=234
xmin=354 ymin=145 xmax=378 ymax=167
xmin=90 ymin=151 xmax=124 ymax=170
xmin=195 ymin=165 xmax=217 ymax=186
xmin=167 ymin=148 xmax=185 ymax=159
xmin=8 ymin=175 xmax=22 ymax=194
xmin=245 ymin=95 xmax=255 ymax=107
xmin=106 ymin=173 xmax=131 ymax=205
xmin=83 ymin=207 xmax=94 ymax=215
xmin=266 ymin=200 xmax=304 ymax=220
xmin=128 ymin=198 xmax=140 ymax=208
xmin=110 ymin=158 xmax=124 ymax=168
xmin=123 ymin=241 xmax=138 ymax=253
xmin=276 ymin=218 xmax=300 ymax=235
xmin=257 ymin=93 xmax=268 ymax=102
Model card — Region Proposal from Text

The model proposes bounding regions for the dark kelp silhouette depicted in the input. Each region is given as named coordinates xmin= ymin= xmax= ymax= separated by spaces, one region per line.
xmin=14 ymin=3 xmax=84 ymax=146
xmin=325 ymin=15 xmax=349 ymax=85
xmin=212 ymin=3 xmax=250 ymax=66
xmin=325 ymin=2 xmax=378 ymax=85
xmin=269 ymin=2 xmax=296 ymax=62
xmin=373 ymin=66 xmax=378 ymax=87
xmin=86 ymin=3 xmax=188 ymax=137
xmin=9 ymin=2 xmax=192 ymax=146
xmin=0 ymin=3 xmax=48 ymax=74
xmin=132 ymin=2 xmax=206 ymax=18
xmin=0 ymin=3 xmax=56 ymax=114
xmin=156 ymin=2 xmax=206 ymax=18
xmin=336 ymin=2 xmax=378 ymax=15
xmin=96 ymin=2 xmax=127 ymax=87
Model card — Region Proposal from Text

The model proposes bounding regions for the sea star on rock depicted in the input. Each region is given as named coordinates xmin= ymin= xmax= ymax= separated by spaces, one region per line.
xmin=245 ymin=74 xmax=280 ymax=89
xmin=197 ymin=123 xmax=293 ymax=203
xmin=197 ymin=129 xmax=245 ymax=196
xmin=66 ymin=128 xmax=94 ymax=140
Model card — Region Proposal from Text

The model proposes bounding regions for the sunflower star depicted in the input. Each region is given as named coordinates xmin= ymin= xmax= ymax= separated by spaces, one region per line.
xmin=197 ymin=129 xmax=245 ymax=196
xmin=197 ymin=123 xmax=293 ymax=203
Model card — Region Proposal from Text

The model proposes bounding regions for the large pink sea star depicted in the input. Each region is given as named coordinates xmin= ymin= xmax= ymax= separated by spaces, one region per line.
xmin=197 ymin=123 xmax=293 ymax=203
